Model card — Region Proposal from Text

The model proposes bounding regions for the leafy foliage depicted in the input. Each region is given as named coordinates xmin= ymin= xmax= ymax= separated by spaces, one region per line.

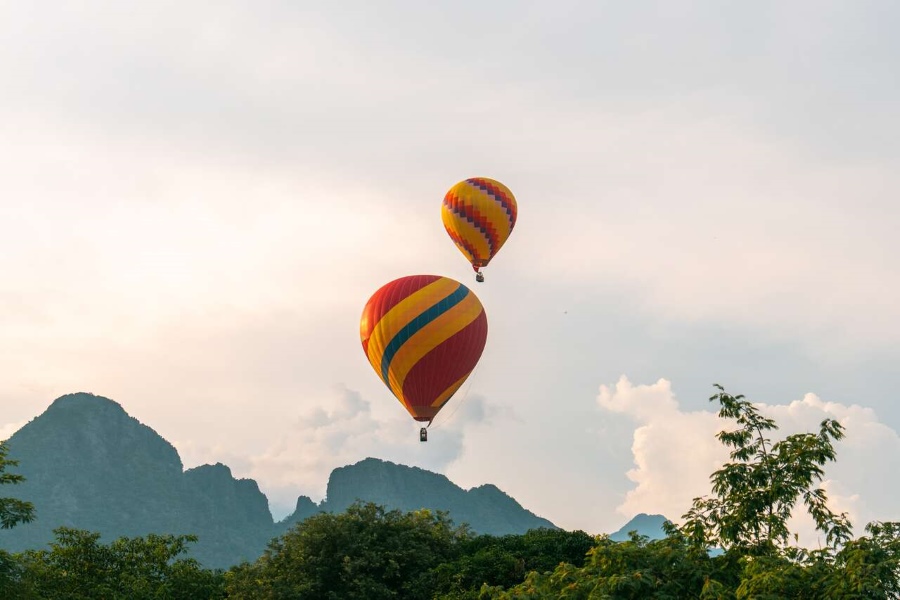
xmin=488 ymin=385 xmax=900 ymax=599
xmin=225 ymin=502 xmax=469 ymax=600
xmin=0 ymin=439 xmax=35 ymax=530
xmin=431 ymin=527 xmax=596 ymax=598
xmin=0 ymin=438 xmax=36 ymax=597
xmin=14 ymin=527 xmax=225 ymax=599
xmin=480 ymin=529 xmax=742 ymax=599
xmin=825 ymin=521 xmax=900 ymax=599
xmin=680 ymin=384 xmax=852 ymax=554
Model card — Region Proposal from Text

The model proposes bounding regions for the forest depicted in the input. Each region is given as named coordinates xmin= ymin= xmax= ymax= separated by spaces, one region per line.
xmin=2 ymin=386 xmax=898 ymax=599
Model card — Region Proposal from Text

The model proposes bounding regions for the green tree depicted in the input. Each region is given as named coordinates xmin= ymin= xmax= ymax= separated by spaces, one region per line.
xmin=480 ymin=530 xmax=739 ymax=600
xmin=680 ymin=384 xmax=852 ymax=554
xmin=431 ymin=528 xmax=596 ymax=598
xmin=733 ymin=547 xmax=831 ymax=599
xmin=15 ymin=527 xmax=225 ymax=599
xmin=0 ymin=439 xmax=35 ymax=530
xmin=826 ymin=521 xmax=900 ymax=599
xmin=0 ymin=548 xmax=24 ymax=599
xmin=487 ymin=384 xmax=900 ymax=598
xmin=0 ymin=439 xmax=35 ymax=598
xmin=226 ymin=501 xmax=470 ymax=600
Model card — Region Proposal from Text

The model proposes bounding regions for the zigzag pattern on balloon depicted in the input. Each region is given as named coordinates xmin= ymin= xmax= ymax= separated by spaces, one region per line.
xmin=467 ymin=177 xmax=517 ymax=227
xmin=443 ymin=190 xmax=500 ymax=260
xmin=444 ymin=227 xmax=480 ymax=266
xmin=441 ymin=177 xmax=517 ymax=271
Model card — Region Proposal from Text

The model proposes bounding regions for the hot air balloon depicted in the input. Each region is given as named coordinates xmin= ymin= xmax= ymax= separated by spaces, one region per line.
xmin=360 ymin=275 xmax=487 ymax=441
xmin=441 ymin=177 xmax=517 ymax=282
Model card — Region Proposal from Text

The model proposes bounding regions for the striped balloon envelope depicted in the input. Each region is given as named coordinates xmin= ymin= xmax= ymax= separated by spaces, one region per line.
xmin=441 ymin=177 xmax=517 ymax=281
xmin=360 ymin=275 xmax=488 ymax=423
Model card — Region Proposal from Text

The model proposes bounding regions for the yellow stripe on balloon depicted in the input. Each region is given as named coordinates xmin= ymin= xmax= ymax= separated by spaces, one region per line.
xmin=364 ymin=277 xmax=460 ymax=385
xmin=431 ymin=372 xmax=471 ymax=408
xmin=385 ymin=291 xmax=483 ymax=400
xmin=441 ymin=209 xmax=493 ymax=262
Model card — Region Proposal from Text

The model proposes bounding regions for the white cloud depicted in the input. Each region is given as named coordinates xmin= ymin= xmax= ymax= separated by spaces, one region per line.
xmin=173 ymin=386 xmax=495 ymax=519
xmin=760 ymin=394 xmax=900 ymax=537
xmin=598 ymin=377 xmax=727 ymax=520
xmin=598 ymin=377 xmax=900 ymax=545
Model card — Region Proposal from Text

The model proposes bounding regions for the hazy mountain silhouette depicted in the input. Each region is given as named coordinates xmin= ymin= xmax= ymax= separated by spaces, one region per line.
xmin=1 ymin=393 xmax=278 ymax=568
xmin=608 ymin=513 xmax=669 ymax=541
xmin=310 ymin=457 xmax=556 ymax=536
xmin=1 ymin=393 xmax=556 ymax=568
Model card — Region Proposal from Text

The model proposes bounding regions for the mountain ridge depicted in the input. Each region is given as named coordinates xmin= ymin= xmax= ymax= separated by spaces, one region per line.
xmin=608 ymin=513 xmax=670 ymax=541
xmin=1 ymin=392 xmax=557 ymax=568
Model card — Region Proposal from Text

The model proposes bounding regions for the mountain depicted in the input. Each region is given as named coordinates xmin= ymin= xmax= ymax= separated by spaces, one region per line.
xmin=1 ymin=393 xmax=277 ymax=568
xmin=308 ymin=457 xmax=556 ymax=536
xmin=608 ymin=513 xmax=669 ymax=541
xmin=608 ymin=514 xmax=726 ymax=556
xmin=1 ymin=392 xmax=557 ymax=568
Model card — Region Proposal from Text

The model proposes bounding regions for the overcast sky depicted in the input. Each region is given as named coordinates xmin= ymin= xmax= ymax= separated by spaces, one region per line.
xmin=2 ymin=1 xmax=898 ymax=541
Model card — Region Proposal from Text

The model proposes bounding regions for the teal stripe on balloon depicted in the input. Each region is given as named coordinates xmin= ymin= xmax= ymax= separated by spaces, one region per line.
xmin=379 ymin=284 xmax=469 ymax=385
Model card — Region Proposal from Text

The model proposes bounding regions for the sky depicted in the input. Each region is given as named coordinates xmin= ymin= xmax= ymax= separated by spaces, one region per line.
xmin=2 ymin=1 xmax=899 ymax=542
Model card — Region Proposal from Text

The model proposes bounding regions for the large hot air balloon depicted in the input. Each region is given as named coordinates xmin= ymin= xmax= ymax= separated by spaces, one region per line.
xmin=442 ymin=177 xmax=517 ymax=282
xmin=360 ymin=275 xmax=487 ymax=441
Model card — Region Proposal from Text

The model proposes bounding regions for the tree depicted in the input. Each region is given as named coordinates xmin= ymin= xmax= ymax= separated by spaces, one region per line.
xmin=431 ymin=528 xmax=596 ymax=598
xmin=226 ymin=502 xmax=470 ymax=600
xmin=826 ymin=521 xmax=900 ymax=599
xmin=15 ymin=527 xmax=225 ymax=599
xmin=487 ymin=384 xmax=900 ymax=598
xmin=0 ymin=439 xmax=35 ymax=530
xmin=679 ymin=384 xmax=852 ymax=554
xmin=480 ymin=530 xmax=739 ymax=600
xmin=0 ymin=439 xmax=35 ymax=597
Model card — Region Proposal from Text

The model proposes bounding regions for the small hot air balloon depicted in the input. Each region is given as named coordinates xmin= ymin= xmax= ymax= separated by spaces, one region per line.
xmin=360 ymin=275 xmax=488 ymax=441
xmin=441 ymin=177 xmax=517 ymax=282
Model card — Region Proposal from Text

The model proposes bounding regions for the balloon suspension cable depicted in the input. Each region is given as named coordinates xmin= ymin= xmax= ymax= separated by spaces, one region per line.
xmin=428 ymin=363 xmax=480 ymax=431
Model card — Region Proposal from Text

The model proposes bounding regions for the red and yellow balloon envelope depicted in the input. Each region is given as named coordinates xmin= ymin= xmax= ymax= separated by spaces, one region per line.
xmin=442 ymin=177 xmax=517 ymax=281
xmin=360 ymin=275 xmax=487 ymax=424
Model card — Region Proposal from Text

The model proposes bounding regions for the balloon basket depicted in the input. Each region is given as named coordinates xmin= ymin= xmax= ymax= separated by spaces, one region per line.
xmin=419 ymin=427 xmax=428 ymax=442
xmin=475 ymin=272 xmax=485 ymax=283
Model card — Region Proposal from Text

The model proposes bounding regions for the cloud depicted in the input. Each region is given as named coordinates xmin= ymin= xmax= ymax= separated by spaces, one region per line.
xmin=760 ymin=394 xmax=900 ymax=536
xmin=598 ymin=377 xmax=726 ymax=520
xmin=598 ymin=376 xmax=900 ymax=545
xmin=173 ymin=385 xmax=494 ymax=519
